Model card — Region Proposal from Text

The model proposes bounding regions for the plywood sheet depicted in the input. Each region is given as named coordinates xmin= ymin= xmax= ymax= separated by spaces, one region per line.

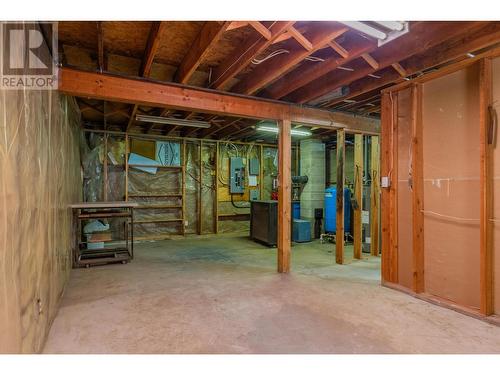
xmin=422 ymin=66 xmax=480 ymax=309
xmin=396 ymin=88 xmax=413 ymax=289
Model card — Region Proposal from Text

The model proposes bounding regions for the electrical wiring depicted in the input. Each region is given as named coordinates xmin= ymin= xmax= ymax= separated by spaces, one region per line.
xmin=209 ymin=22 xmax=278 ymax=88
xmin=304 ymin=56 xmax=325 ymax=62
xmin=251 ymin=49 xmax=289 ymax=65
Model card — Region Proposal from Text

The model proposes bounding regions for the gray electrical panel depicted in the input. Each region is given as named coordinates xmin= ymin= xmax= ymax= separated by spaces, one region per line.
xmin=250 ymin=189 xmax=260 ymax=201
xmin=230 ymin=157 xmax=245 ymax=194
xmin=249 ymin=158 xmax=260 ymax=175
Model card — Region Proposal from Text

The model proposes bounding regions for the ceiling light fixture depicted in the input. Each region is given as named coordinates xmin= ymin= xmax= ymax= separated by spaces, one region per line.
xmin=340 ymin=21 xmax=387 ymax=40
xmin=374 ymin=21 xmax=405 ymax=31
xmin=257 ymin=125 xmax=312 ymax=137
xmin=135 ymin=114 xmax=211 ymax=128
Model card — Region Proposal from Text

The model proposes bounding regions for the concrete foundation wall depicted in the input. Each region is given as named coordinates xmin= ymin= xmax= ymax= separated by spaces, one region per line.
xmin=300 ymin=139 xmax=325 ymax=223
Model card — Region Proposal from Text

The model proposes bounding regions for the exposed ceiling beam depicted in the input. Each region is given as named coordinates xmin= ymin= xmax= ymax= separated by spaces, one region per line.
xmin=231 ymin=23 xmax=348 ymax=95
xmin=199 ymin=118 xmax=242 ymax=138
xmin=391 ymin=62 xmax=407 ymax=77
xmin=139 ymin=21 xmax=166 ymax=77
xmin=127 ymin=21 xmax=166 ymax=131
xmin=175 ymin=21 xmax=230 ymax=84
xmin=248 ymin=21 xmax=272 ymax=40
xmin=329 ymin=40 xmax=349 ymax=58
xmin=96 ymin=21 xmax=104 ymax=72
xmin=361 ymin=53 xmax=379 ymax=70
xmin=326 ymin=21 xmax=500 ymax=108
xmin=287 ymin=21 xmax=486 ymax=104
xmin=264 ymin=38 xmax=375 ymax=100
xmin=227 ymin=21 xmax=249 ymax=31
xmin=288 ymin=26 xmax=313 ymax=51
xmin=209 ymin=21 xmax=294 ymax=90
xmin=60 ymin=68 xmax=379 ymax=133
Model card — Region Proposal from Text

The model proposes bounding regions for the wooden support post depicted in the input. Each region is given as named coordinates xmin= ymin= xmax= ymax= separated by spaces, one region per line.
xmin=182 ymin=140 xmax=186 ymax=236
xmin=479 ymin=58 xmax=493 ymax=315
xmin=353 ymin=134 xmax=363 ymax=259
xmin=411 ymin=84 xmax=425 ymax=293
xmin=336 ymin=129 xmax=345 ymax=264
xmin=278 ymin=117 xmax=292 ymax=273
xmin=381 ymin=92 xmax=398 ymax=283
xmin=215 ymin=141 xmax=219 ymax=234
xmin=125 ymin=134 xmax=129 ymax=201
xmin=370 ymin=135 xmax=380 ymax=256
xmin=103 ymin=133 xmax=108 ymax=201
xmin=260 ymin=145 xmax=264 ymax=200
xmin=198 ymin=140 xmax=203 ymax=235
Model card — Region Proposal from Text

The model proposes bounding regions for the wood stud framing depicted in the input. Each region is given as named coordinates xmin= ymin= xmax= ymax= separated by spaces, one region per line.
xmin=353 ymin=134 xmax=363 ymax=259
xmin=380 ymin=54 xmax=499 ymax=319
xmin=410 ymin=84 xmax=424 ymax=293
xmin=370 ymin=135 xmax=380 ymax=256
xmin=479 ymin=58 xmax=493 ymax=315
xmin=336 ymin=129 xmax=345 ymax=264
xmin=381 ymin=91 xmax=398 ymax=283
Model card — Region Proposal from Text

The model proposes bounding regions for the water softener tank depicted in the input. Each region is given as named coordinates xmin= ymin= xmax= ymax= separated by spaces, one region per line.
xmin=324 ymin=187 xmax=352 ymax=234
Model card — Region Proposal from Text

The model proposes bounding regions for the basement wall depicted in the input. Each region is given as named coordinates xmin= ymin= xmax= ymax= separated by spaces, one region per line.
xmin=383 ymin=59 xmax=500 ymax=317
xmin=422 ymin=65 xmax=481 ymax=309
xmin=0 ymin=88 xmax=81 ymax=352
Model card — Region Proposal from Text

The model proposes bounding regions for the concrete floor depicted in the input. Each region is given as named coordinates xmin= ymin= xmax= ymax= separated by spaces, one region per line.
xmin=44 ymin=233 xmax=500 ymax=354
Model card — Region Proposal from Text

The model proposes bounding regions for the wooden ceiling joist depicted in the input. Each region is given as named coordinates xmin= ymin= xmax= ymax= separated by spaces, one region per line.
xmin=96 ymin=21 xmax=104 ymax=72
xmin=327 ymin=21 xmax=500 ymax=108
xmin=361 ymin=53 xmax=379 ymax=70
xmin=199 ymin=118 xmax=242 ymax=138
xmin=248 ymin=21 xmax=272 ymax=40
xmin=59 ymin=67 xmax=380 ymax=134
xmin=231 ymin=23 xmax=349 ymax=95
xmin=288 ymin=26 xmax=313 ymax=51
xmin=139 ymin=21 xmax=166 ymax=77
xmin=391 ymin=62 xmax=407 ymax=77
xmin=175 ymin=21 xmax=230 ymax=84
xmin=209 ymin=21 xmax=294 ymax=90
xmin=227 ymin=21 xmax=249 ymax=31
xmin=329 ymin=40 xmax=349 ymax=58
xmin=264 ymin=39 xmax=375 ymax=100
xmin=287 ymin=21 xmax=486 ymax=104
xmin=127 ymin=21 xmax=166 ymax=131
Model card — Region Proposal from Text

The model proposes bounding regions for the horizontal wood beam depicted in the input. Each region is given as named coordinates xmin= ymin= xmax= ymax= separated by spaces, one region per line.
xmin=175 ymin=21 xmax=230 ymax=84
xmin=59 ymin=67 xmax=380 ymax=134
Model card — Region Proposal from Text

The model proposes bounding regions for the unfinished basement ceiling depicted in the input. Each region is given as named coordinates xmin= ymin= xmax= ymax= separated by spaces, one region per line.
xmin=58 ymin=21 xmax=500 ymax=141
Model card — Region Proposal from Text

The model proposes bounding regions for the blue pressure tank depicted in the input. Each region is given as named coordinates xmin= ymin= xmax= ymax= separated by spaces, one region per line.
xmin=292 ymin=202 xmax=301 ymax=220
xmin=324 ymin=187 xmax=352 ymax=234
